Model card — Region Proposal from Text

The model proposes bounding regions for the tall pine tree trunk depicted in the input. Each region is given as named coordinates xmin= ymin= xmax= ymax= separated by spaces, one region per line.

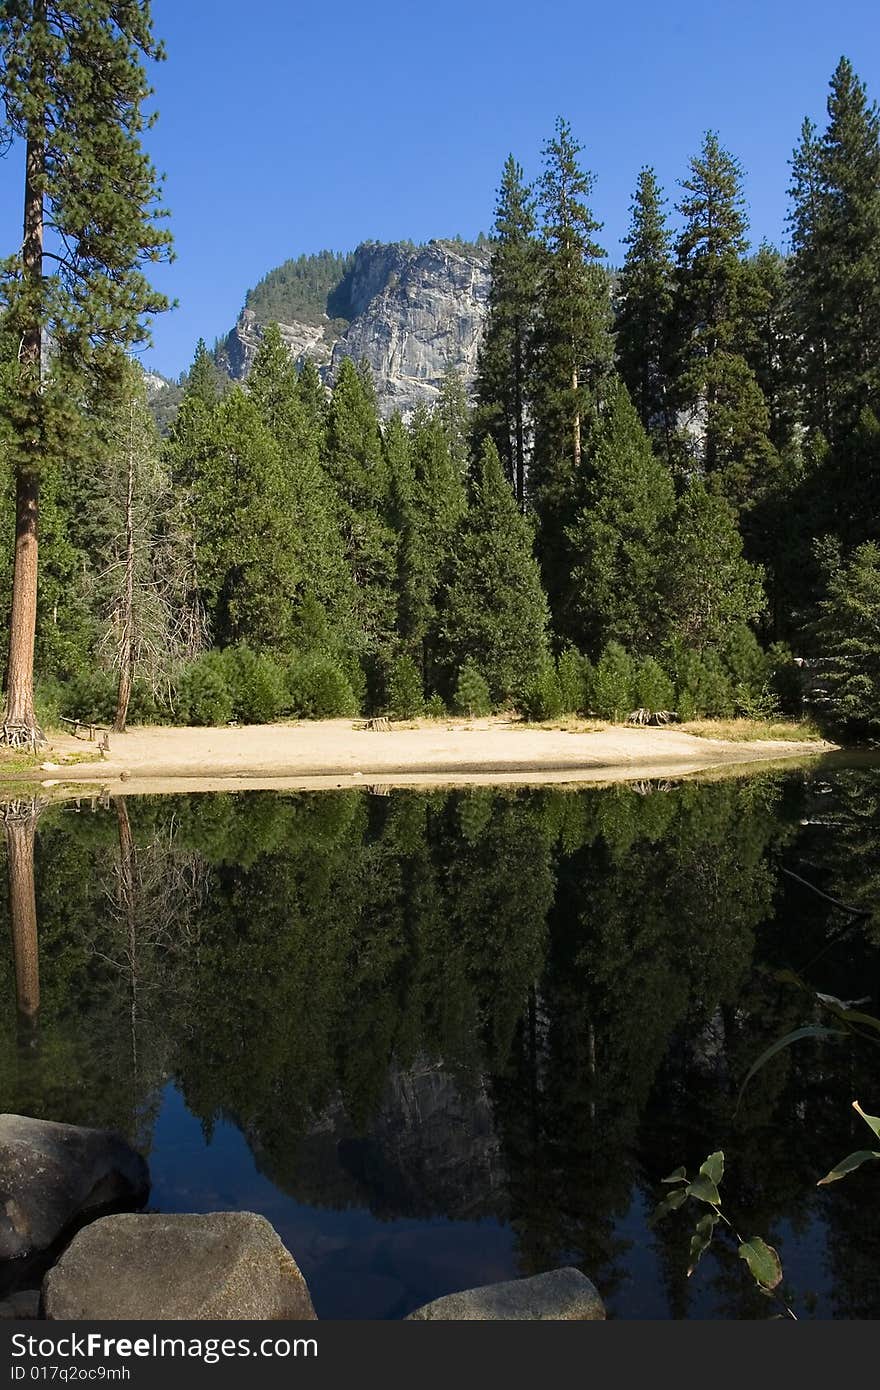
xmin=572 ymin=364 xmax=581 ymax=471
xmin=114 ymin=400 xmax=136 ymax=732
xmin=3 ymin=95 xmax=45 ymax=745
xmin=514 ymin=318 xmax=526 ymax=508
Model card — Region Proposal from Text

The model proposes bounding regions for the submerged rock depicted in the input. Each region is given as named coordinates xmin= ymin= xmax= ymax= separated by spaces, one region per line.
xmin=43 ymin=1212 xmax=317 ymax=1321
xmin=0 ymin=1114 xmax=149 ymax=1263
xmin=0 ymin=1289 xmax=40 ymax=1320
xmin=405 ymin=1267 xmax=605 ymax=1320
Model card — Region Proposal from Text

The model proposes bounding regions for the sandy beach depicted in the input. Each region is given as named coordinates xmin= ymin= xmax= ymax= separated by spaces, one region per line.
xmin=8 ymin=717 xmax=836 ymax=796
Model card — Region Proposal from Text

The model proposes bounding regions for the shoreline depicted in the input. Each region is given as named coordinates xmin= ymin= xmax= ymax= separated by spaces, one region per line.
xmin=0 ymin=718 xmax=839 ymax=798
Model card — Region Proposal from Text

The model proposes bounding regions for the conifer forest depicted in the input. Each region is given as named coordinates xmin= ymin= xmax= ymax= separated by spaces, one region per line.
xmin=3 ymin=3 xmax=880 ymax=1330
xmin=0 ymin=9 xmax=878 ymax=746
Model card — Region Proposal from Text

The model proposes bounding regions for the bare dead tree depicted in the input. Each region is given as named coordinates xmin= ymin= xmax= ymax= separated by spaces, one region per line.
xmin=98 ymin=369 xmax=208 ymax=730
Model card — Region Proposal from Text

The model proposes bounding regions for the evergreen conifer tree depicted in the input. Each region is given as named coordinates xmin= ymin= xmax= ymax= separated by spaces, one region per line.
xmin=437 ymin=439 xmax=549 ymax=703
xmin=324 ymin=356 xmax=397 ymax=653
xmin=191 ymin=387 xmax=299 ymax=651
xmin=672 ymin=132 xmax=775 ymax=510
xmin=530 ymin=118 xmax=613 ymax=615
xmin=248 ymin=325 xmax=354 ymax=642
xmin=615 ymin=167 xmax=675 ymax=451
xmin=662 ymin=480 xmax=765 ymax=651
xmin=564 ymin=379 xmax=676 ymax=657
xmin=474 ymin=155 xmax=538 ymax=504
xmin=789 ymin=59 xmax=880 ymax=443
xmin=0 ymin=0 xmax=172 ymax=742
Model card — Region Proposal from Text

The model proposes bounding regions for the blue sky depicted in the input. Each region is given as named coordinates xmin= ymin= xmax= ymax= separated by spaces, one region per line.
xmin=2 ymin=0 xmax=879 ymax=379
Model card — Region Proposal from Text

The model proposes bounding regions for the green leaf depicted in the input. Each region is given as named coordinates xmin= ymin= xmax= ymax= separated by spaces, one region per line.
xmin=686 ymin=1174 xmax=721 ymax=1207
xmin=738 ymin=1238 xmax=783 ymax=1291
xmin=817 ymin=1150 xmax=880 ymax=1186
xmin=687 ymin=1212 xmax=718 ymax=1277
xmin=698 ymin=1151 xmax=724 ymax=1186
xmin=854 ymin=1101 xmax=880 ymax=1140
xmin=661 ymin=1166 xmax=688 ymax=1185
xmin=738 ymin=1026 xmax=847 ymax=1102
xmin=835 ymin=1008 xmax=880 ymax=1037
xmin=648 ymin=1188 xmax=688 ymax=1228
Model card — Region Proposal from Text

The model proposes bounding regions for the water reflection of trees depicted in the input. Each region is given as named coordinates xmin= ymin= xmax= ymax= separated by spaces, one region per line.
xmin=1 ymin=771 xmax=878 ymax=1316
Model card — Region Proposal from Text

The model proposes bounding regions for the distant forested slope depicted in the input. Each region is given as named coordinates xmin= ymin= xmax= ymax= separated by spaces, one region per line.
xmin=245 ymin=250 xmax=355 ymax=326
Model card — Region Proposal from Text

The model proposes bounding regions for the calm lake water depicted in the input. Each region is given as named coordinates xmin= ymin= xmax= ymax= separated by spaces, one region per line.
xmin=2 ymin=764 xmax=879 ymax=1318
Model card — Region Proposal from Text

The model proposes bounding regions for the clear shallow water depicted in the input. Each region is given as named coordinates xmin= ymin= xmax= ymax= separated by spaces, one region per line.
xmin=2 ymin=767 xmax=879 ymax=1318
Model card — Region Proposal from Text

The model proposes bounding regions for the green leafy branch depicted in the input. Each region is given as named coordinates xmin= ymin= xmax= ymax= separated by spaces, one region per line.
xmin=817 ymin=1100 xmax=880 ymax=1186
xmin=649 ymin=1150 xmax=797 ymax=1319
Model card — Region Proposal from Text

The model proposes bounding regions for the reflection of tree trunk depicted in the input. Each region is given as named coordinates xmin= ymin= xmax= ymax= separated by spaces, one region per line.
xmin=114 ymin=797 xmax=139 ymax=1090
xmin=4 ymin=810 xmax=40 ymax=1025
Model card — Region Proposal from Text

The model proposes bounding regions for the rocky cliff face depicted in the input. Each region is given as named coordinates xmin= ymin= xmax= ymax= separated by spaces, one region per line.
xmin=219 ymin=240 xmax=492 ymax=419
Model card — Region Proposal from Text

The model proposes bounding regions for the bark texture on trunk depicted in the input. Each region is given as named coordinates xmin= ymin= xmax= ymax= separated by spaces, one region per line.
xmin=572 ymin=365 xmax=581 ymax=472
xmin=3 ymin=469 xmax=41 ymax=736
xmin=3 ymin=121 xmax=45 ymax=744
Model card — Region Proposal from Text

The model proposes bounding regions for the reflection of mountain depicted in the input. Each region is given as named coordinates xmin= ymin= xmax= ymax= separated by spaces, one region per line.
xmin=250 ymin=1057 xmax=507 ymax=1222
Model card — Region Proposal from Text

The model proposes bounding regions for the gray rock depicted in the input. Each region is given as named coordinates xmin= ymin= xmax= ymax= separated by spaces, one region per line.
xmin=0 ymin=1290 xmax=41 ymax=1320
xmin=221 ymin=239 xmax=491 ymax=420
xmin=0 ymin=1114 xmax=149 ymax=1262
xmin=329 ymin=241 xmax=491 ymax=419
xmin=405 ymin=1268 xmax=605 ymax=1321
xmin=43 ymin=1212 xmax=317 ymax=1321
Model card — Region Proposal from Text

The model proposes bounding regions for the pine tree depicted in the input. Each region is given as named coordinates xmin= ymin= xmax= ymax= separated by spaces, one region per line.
xmin=564 ymin=379 xmax=676 ymax=657
xmin=474 ymin=155 xmax=538 ymax=504
xmin=615 ymin=167 xmax=675 ymax=451
xmin=787 ymin=117 xmax=830 ymax=436
xmin=247 ymin=325 xmax=355 ymax=650
xmin=813 ymin=540 xmax=880 ymax=736
xmin=672 ymin=132 xmax=774 ymax=511
xmin=186 ymin=337 xmax=225 ymax=407
xmin=437 ymin=439 xmax=549 ymax=703
xmin=191 ymin=388 xmax=299 ymax=651
xmin=531 ymin=118 xmax=613 ymax=615
xmin=662 ymin=481 xmax=765 ymax=651
xmin=324 ymin=356 xmax=397 ymax=653
xmin=738 ymin=244 xmax=799 ymax=456
xmin=0 ymin=1 xmax=172 ymax=744
xmin=789 ymin=58 xmax=880 ymax=443
xmin=389 ymin=405 xmax=466 ymax=684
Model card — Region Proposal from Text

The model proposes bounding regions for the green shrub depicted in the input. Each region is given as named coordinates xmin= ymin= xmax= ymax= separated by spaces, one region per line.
xmin=676 ymin=649 xmax=735 ymax=719
xmin=767 ymin=641 xmax=804 ymax=716
xmin=633 ymin=656 xmax=675 ymax=712
xmin=387 ymin=654 xmax=424 ymax=718
xmin=425 ymin=693 xmax=447 ymax=718
xmin=557 ymin=646 xmax=591 ymax=713
xmin=287 ymin=653 xmax=359 ymax=717
xmin=722 ymin=623 xmax=769 ymax=698
xmin=35 ymin=679 xmax=65 ymax=729
xmin=179 ymin=652 xmax=233 ymax=727
xmin=58 ymin=669 xmax=159 ymax=725
xmin=222 ymin=645 xmax=287 ymax=723
xmin=453 ymin=660 xmax=491 ymax=717
xmin=813 ymin=540 xmax=880 ymax=736
xmin=734 ymin=682 xmax=780 ymax=719
xmin=520 ymin=663 xmax=564 ymax=721
xmin=591 ymin=642 xmax=635 ymax=721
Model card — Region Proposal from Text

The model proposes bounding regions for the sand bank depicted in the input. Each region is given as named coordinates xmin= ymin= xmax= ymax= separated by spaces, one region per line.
xmin=5 ymin=717 xmax=836 ymax=797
